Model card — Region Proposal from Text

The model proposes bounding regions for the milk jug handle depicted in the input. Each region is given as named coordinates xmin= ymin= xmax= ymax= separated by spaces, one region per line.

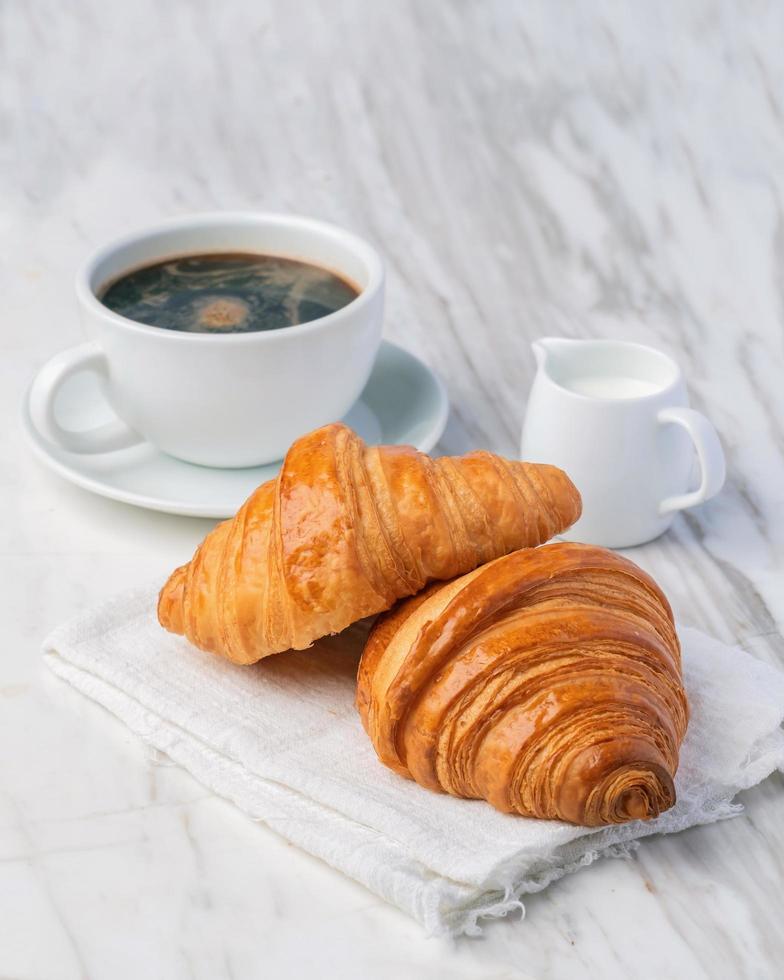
xmin=657 ymin=407 xmax=726 ymax=514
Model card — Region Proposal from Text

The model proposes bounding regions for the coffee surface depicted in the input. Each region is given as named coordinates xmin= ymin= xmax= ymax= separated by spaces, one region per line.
xmin=100 ymin=252 xmax=359 ymax=333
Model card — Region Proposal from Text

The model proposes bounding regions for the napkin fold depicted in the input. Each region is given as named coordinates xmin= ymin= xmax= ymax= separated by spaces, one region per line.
xmin=43 ymin=588 xmax=784 ymax=936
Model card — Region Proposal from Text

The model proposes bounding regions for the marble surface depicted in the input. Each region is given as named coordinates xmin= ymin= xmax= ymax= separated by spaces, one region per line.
xmin=2 ymin=1 xmax=783 ymax=977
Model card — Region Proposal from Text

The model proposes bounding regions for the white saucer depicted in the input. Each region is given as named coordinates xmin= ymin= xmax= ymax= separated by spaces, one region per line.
xmin=23 ymin=340 xmax=449 ymax=518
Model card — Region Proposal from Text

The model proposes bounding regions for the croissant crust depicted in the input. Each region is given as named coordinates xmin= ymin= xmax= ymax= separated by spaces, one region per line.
xmin=158 ymin=424 xmax=581 ymax=663
xmin=357 ymin=542 xmax=688 ymax=826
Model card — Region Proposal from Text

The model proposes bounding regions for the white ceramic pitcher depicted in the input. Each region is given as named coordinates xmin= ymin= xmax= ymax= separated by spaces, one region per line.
xmin=520 ymin=337 xmax=726 ymax=548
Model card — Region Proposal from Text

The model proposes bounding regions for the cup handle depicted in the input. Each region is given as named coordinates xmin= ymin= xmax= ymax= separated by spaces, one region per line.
xmin=29 ymin=342 xmax=142 ymax=454
xmin=657 ymin=406 xmax=726 ymax=514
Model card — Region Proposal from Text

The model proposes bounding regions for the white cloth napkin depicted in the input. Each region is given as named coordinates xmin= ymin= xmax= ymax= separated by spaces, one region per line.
xmin=43 ymin=588 xmax=784 ymax=937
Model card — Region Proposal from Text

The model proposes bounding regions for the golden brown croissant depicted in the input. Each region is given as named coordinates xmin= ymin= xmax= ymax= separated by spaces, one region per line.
xmin=158 ymin=423 xmax=581 ymax=664
xmin=357 ymin=542 xmax=688 ymax=826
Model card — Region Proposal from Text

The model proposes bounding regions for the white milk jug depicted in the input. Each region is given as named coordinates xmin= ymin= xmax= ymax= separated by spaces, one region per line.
xmin=520 ymin=337 xmax=726 ymax=548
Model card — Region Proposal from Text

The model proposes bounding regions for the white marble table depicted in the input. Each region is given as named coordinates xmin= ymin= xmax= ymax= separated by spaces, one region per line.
xmin=2 ymin=2 xmax=783 ymax=977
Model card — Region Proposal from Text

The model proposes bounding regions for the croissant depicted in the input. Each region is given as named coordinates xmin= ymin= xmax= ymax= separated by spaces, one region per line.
xmin=357 ymin=542 xmax=688 ymax=826
xmin=158 ymin=423 xmax=581 ymax=664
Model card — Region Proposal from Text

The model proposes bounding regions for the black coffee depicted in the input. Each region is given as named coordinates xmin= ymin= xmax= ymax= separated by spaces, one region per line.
xmin=100 ymin=252 xmax=360 ymax=333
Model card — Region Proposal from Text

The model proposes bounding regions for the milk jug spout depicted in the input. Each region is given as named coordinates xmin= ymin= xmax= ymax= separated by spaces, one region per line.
xmin=531 ymin=337 xmax=583 ymax=376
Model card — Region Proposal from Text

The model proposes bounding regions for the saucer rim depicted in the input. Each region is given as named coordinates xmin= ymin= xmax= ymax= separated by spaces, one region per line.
xmin=22 ymin=339 xmax=449 ymax=519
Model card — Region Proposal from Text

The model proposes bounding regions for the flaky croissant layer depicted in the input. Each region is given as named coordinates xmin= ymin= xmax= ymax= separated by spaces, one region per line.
xmin=158 ymin=424 xmax=581 ymax=663
xmin=357 ymin=542 xmax=688 ymax=827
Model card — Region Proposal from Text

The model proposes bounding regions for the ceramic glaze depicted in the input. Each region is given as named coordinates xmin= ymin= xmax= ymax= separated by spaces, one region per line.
xmin=23 ymin=341 xmax=449 ymax=517
xmin=28 ymin=213 xmax=385 ymax=467
xmin=521 ymin=338 xmax=726 ymax=548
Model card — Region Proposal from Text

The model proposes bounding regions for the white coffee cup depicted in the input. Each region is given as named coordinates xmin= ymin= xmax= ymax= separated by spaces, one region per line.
xmin=520 ymin=337 xmax=726 ymax=548
xmin=29 ymin=212 xmax=385 ymax=467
